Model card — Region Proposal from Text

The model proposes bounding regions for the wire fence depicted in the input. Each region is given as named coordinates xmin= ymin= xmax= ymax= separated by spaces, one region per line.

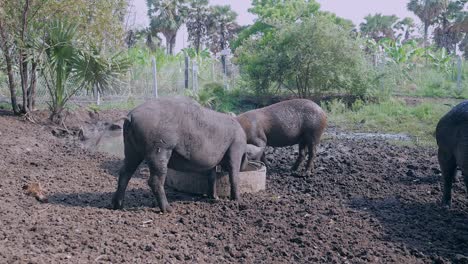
xmin=0 ymin=56 xmax=240 ymax=108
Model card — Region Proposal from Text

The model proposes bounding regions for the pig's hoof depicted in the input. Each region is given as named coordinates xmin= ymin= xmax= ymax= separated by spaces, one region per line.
xmin=112 ymin=200 xmax=124 ymax=210
xmin=160 ymin=205 xmax=173 ymax=214
xmin=304 ymin=171 xmax=313 ymax=177
xmin=210 ymin=195 xmax=219 ymax=200
xmin=441 ymin=202 xmax=451 ymax=209
xmin=230 ymin=194 xmax=240 ymax=201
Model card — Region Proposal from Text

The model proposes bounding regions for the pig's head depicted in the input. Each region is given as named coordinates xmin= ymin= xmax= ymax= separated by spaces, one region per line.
xmin=245 ymin=144 xmax=264 ymax=161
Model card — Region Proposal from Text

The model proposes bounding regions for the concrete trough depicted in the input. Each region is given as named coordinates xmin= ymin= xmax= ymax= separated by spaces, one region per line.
xmin=166 ymin=161 xmax=267 ymax=197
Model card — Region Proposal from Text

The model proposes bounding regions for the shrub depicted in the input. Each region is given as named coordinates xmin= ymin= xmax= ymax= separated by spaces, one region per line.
xmin=237 ymin=15 xmax=373 ymax=97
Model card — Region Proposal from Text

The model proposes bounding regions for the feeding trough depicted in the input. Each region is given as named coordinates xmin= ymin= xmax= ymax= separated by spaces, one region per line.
xmin=166 ymin=161 xmax=267 ymax=197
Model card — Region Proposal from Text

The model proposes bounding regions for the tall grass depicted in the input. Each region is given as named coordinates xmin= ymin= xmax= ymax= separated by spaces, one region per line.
xmin=323 ymin=97 xmax=458 ymax=146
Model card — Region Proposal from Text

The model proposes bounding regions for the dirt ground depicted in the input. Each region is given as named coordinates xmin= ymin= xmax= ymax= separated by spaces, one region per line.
xmin=0 ymin=109 xmax=467 ymax=264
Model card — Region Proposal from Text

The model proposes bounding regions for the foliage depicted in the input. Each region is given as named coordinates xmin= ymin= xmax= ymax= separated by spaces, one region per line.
xmin=206 ymin=5 xmax=239 ymax=54
xmin=360 ymin=14 xmax=399 ymax=41
xmin=147 ymin=0 xmax=188 ymax=55
xmin=186 ymin=0 xmax=210 ymax=54
xmin=380 ymin=38 xmax=424 ymax=66
xmin=73 ymin=47 xmax=132 ymax=96
xmin=433 ymin=0 xmax=467 ymax=53
xmin=425 ymin=47 xmax=454 ymax=74
xmin=0 ymin=0 xmax=127 ymax=114
xmin=41 ymin=20 xmax=130 ymax=122
xmin=182 ymin=47 xmax=210 ymax=60
xmin=325 ymin=97 xmax=455 ymax=146
xmin=407 ymin=0 xmax=449 ymax=45
xmin=249 ymin=0 xmax=320 ymax=22
xmin=237 ymin=15 xmax=373 ymax=97
xmin=184 ymin=82 xmax=244 ymax=113
xmin=42 ymin=20 xmax=82 ymax=119
xmin=394 ymin=17 xmax=417 ymax=41
xmin=184 ymin=88 xmax=216 ymax=108
xmin=233 ymin=0 xmax=321 ymax=52
xmin=47 ymin=0 xmax=128 ymax=49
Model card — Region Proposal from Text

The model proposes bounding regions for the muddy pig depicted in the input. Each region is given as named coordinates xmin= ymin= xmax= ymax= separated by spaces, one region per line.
xmin=436 ymin=101 xmax=468 ymax=207
xmin=112 ymin=96 xmax=247 ymax=213
xmin=236 ymin=99 xmax=327 ymax=176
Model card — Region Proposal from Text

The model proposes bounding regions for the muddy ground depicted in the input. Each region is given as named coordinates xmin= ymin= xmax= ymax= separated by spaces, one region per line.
xmin=0 ymin=109 xmax=467 ymax=264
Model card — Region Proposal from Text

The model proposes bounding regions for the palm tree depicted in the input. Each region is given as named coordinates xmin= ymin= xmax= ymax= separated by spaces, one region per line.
xmin=42 ymin=20 xmax=130 ymax=122
xmin=433 ymin=0 xmax=467 ymax=53
xmin=394 ymin=17 xmax=416 ymax=42
xmin=207 ymin=5 xmax=239 ymax=74
xmin=186 ymin=0 xmax=209 ymax=54
xmin=147 ymin=0 xmax=187 ymax=55
xmin=407 ymin=0 xmax=449 ymax=47
xmin=359 ymin=14 xmax=399 ymax=41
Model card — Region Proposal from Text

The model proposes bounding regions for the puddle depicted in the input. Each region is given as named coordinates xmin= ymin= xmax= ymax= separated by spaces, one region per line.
xmin=89 ymin=130 xmax=412 ymax=159
xmin=327 ymin=131 xmax=412 ymax=141
xmin=91 ymin=130 xmax=124 ymax=158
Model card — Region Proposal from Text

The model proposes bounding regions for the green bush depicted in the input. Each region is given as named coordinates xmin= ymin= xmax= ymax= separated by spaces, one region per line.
xmin=184 ymin=82 xmax=244 ymax=113
xmin=236 ymin=15 xmax=373 ymax=97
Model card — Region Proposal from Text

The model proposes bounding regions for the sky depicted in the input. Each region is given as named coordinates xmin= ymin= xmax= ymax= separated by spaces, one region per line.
xmin=129 ymin=0 xmax=420 ymax=52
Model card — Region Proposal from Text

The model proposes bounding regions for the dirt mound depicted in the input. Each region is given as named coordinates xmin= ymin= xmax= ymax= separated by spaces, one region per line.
xmin=0 ymin=112 xmax=467 ymax=263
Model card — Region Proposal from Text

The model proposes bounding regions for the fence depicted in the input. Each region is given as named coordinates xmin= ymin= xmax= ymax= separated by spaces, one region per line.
xmin=0 ymin=55 xmax=240 ymax=108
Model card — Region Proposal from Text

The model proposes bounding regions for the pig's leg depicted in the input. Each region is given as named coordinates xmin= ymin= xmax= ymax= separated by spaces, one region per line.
xmin=112 ymin=150 xmax=143 ymax=210
xmin=146 ymin=148 xmax=173 ymax=213
xmin=460 ymin=152 xmax=468 ymax=203
xmin=208 ymin=169 xmax=219 ymax=200
xmin=463 ymin=171 xmax=468 ymax=202
xmin=304 ymin=141 xmax=317 ymax=177
xmin=439 ymin=148 xmax=457 ymax=208
xmin=251 ymin=138 xmax=267 ymax=166
xmin=226 ymin=145 xmax=242 ymax=201
xmin=292 ymin=142 xmax=306 ymax=171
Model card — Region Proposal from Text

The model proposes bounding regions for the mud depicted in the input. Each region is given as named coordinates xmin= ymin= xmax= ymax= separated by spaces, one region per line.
xmin=0 ymin=111 xmax=467 ymax=263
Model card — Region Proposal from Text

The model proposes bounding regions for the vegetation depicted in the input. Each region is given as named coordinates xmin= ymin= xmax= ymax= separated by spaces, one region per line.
xmin=323 ymin=98 xmax=457 ymax=146
xmin=237 ymin=15 xmax=372 ymax=97
xmin=0 ymin=0 xmax=128 ymax=117
xmin=147 ymin=0 xmax=187 ymax=55
xmin=360 ymin=14 xmax=399 ymax=41
xmin=41 ymin=20 xmax=131 ymax=122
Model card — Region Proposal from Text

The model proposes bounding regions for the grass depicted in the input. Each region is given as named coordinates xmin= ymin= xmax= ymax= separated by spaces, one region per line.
xmin=0 ymin=102 xmax=11 ymax=110
xmin=322 ymin=97 xmax=459 ymax=147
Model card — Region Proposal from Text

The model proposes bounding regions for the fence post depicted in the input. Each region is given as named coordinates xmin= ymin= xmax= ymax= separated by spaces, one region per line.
xmin=151 ymin=57 xmax=158 ymax=98
xmin=184 ymin=55 xmax=189 ymax=89
xmin=457 ymin=56 xmax=462 ymax=94
xmin=192 ymin=60 xmax=198 ymax=91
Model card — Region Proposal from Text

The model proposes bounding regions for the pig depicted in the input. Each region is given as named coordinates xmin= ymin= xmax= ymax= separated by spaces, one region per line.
xmin=436 ymin=101 xmax=468 ymax=208
xmin=112 ymin=96 xmax=247 ymax=213
xmin=236 ymin=99 xmax=327 ymax=176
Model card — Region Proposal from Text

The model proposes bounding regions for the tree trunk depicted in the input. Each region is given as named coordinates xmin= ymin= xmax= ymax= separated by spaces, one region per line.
xmin=165 ymin=35 xmax=171 ymax=55
xmin=424 ymin=22 xmax=429 ymax=48
xmin=195 ymin=29 xmax=201 ymax=54
xmin=19 ymin=54 xmax=29 ymax=113
xmin=19 ymin=0 xmax=31 ymax=113
xmin=220 ymin=24 xmax=226 ymax=75
xmin=0 ymin=20 xmax=20 ymax=114
xmin=28 ymin=60 xmax=37 ymax=110
xmin=3 ymin=51 xmax=20 ymax=114
xmin=169 ymin=34 xmax=176 ymax=55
